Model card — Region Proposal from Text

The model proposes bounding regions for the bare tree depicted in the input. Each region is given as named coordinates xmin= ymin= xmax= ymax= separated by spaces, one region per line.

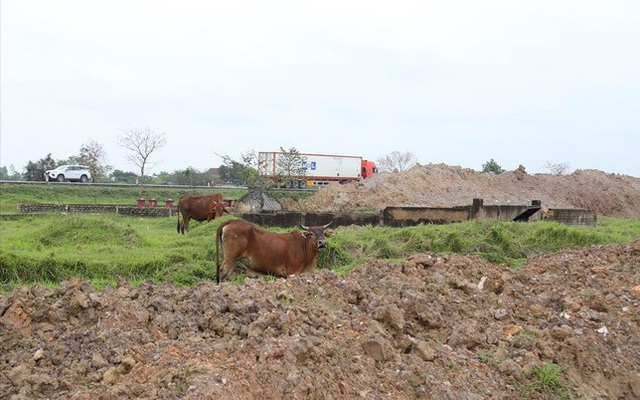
xmin=117 ymin=127 xmax=167 ymax=183
xmin=544 ymin=161 xmax=571 ymax=175
xmin=73 ymin=140 xmax=111 ymax=182
xmin=376 ymin=151 xmax=418 ymax=172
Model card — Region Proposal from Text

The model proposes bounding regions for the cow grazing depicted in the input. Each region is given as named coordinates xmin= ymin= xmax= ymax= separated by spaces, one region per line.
xmin=177 ymin=194 xmax=229 ymax=234
xmin=215 ymin=219 xmax=334 ymax=283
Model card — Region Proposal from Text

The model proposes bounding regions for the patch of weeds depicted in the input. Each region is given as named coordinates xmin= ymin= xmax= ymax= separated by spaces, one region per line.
xmin=20 ymin=341 xmax=33 ymax=352
xmin=512 ymin=330 xmax=538 ymax=350
xmin=230 ymin=273 xmax=247 ymax=284
xmin=447 ymin=362 xmax=462 ymax=372
xmin=510 ymin=258 xmax=528 ymax=269
xmin=477 ymin=350 xmax=495 ymax=367
xmin=165 ymin=264 xmax=216 ymax=286
xmin=355 ymin=206 xmax=378 ymax=214
xmin=335 ymin=347 xmax=348 ymax=360
xmin=443 ymin=232 xmax=464 ymax=253
xmin=520 ymin=362 xmax=569 ymax=399
xmin=275 ymin=291 xmax=294 ymax=306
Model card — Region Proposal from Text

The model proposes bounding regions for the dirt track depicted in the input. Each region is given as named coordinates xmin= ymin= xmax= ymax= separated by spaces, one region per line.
xmin=2 ymin=240 xmax=639 ymax=399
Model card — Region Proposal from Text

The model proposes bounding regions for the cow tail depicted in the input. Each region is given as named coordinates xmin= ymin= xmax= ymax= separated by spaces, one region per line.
xmin=216 ymin=223 xmax=223 ymax=284
xmin=302 ymin=237 xmax=309 ymax=267
xmin=177 ymin=211 xmax=181 ymax=234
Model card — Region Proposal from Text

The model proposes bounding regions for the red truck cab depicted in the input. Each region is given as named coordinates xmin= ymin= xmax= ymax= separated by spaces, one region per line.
xmin=361 ymin=160 xmax=378 ymax=179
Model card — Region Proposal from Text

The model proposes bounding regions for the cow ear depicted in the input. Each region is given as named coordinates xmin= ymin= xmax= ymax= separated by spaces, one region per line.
xmin=324 ymin=230 xmax=336 ymax=238
xmin=301 ymin=231 xmax=313 ymax=238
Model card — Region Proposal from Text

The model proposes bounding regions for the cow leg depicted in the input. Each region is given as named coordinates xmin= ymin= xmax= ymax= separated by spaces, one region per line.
xmin=183 ymin=216 xmax=190 ymax=233
xmin=218 ymin=244 xmax=243 ymax=282
xmin=217 ymin=228 xmax=248 ymax=283
xmin=218 ymin=245 xmax=239 ymax=282
xmin=217 ymin=257 xmax=236 ymax=283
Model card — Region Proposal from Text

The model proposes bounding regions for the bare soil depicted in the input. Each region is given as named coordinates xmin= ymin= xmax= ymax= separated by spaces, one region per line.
xmin=289 ymin=164 xmax=640 ymax=219
xmin=2 ymin=165 xmax=640 ymax=399
xmin=1 ymin=241 xmax=639 ymax=399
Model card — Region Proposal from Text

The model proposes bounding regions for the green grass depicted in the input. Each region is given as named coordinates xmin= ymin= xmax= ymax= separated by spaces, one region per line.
xmin=2 ymin=214 xmax=638 ymax=291
xmin=0 ymin=183 xmax=247 ymax=214
xmin=1 ymin=183 xmax=639 ymax=291
xmin=319 ymin=218 xmax=639 ymax=273
xmin=520 ymin=362 xmax=570 ymax=399
xmin=0 ymin=213 xmax=233 ymax=289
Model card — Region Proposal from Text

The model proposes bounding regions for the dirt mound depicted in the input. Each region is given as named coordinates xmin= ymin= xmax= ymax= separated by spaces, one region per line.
xmin=293 ymin=164 xmax=640 ymax=218
xmin=2 ymin=241 xmax=639 ymax=399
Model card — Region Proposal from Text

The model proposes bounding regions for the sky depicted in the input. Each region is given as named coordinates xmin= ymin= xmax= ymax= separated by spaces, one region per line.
xmin=1 ymin=0 xmax=639 ymax=177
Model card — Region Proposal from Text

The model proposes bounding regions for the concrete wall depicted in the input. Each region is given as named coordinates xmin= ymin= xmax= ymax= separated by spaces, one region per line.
xmin=382 ymin=205 xmax=547 ymax=227
xmin=15 ymin=200 xmax=597 ymax=227
xmin=305 ymin=212 xmax=380 ymax=227
xmin=476 ymin=205 xmax=542 ymax=222
xmin=239 ymin=212 xmax=304 ymax=228
xmin=17 ymin=203 xmax=176 ymax=217
xmin=383 ymin=206 xmax=470 ymax=227
xmin=239 ymin=212 xmax=380 ymax=228
xmin=470 ymin=198 xmax=543 ymax=222
xmin=544 ymin=209 xmax=597 ymax=226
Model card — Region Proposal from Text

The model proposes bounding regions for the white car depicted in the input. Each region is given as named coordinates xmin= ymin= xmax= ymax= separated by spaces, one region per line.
xmin=45 ymin=165 xmax=92 ymax=183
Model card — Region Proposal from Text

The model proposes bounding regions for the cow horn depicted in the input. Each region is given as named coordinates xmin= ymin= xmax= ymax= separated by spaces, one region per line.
xmin=299 ymin=224 xmax=309 ymax=231
xmin=322 ymin=221 xmax=333 ymax=229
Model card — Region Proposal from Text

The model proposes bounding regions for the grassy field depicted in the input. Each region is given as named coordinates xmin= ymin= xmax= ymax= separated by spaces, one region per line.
xmin=1 ymin=212 xmax=638 ymax=292
xmin=1 ymin=183 xmax=639 ymax=292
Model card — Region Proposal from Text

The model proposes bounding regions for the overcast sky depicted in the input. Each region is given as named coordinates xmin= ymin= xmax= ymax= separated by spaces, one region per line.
xmin=1 ymin=0 xmax=639 ymax=177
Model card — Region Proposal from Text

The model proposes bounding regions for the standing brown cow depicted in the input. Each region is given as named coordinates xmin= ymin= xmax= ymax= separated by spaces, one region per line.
xmin=215 ymin=219 xmax=334 ymax=283
xmin=177 ymin=194 xmax=229 ymax=234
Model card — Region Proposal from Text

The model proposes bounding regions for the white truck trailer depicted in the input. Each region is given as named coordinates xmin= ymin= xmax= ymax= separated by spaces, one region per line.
xmin=258 ymin=151 xmax=378 ymax=187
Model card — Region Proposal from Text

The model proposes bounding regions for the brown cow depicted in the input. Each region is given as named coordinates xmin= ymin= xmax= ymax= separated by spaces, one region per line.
xmin=215 ymin=219 xmax=334 ymax=283
xmin=177 ymin=194 xmax=229 ymax=234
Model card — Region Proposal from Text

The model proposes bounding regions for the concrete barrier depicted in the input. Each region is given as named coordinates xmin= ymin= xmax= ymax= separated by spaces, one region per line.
xmin=238 ymin=212 xmax=303 ymax=228
xmin=16 ymin=199 xmax=597 ymax=227
xmin=304 ymin=212 xmax=380 ymax=227
xmin=544 ymin=208 xmax=597 ymax=226
xmin=383 ymin=206 xmax=470 ymax=227
xmin=17 ymin=203 xmax=175 ymax=217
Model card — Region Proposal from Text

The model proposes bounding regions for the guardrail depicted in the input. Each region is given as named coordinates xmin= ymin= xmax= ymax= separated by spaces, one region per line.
xmin=0 ymin=180 xmax=319 ymax=192
xmin=0 ymin=180 xmax=246 ymax=190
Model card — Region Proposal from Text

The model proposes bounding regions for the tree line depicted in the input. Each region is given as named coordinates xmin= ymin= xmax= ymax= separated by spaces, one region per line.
xmin=0 ymin=126 xmax=571 ymax=184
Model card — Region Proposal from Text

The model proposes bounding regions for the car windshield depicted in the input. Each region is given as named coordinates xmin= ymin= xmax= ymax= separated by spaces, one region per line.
xmin=52 ymin=165 xmax=87 ymax=171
